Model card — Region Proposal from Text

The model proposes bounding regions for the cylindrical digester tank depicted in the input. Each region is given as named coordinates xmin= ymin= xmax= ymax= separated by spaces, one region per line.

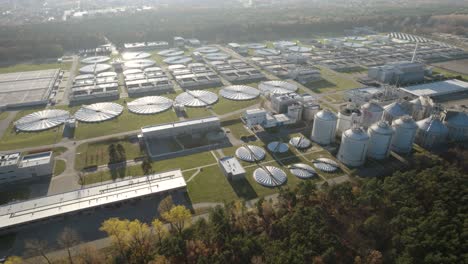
xmin=443 ymin=111 xmax=468 ymax=142
xmin=361 ymin=102 xmax=384 ymax=128
xmin=337 ymin=127 xmax=370 ymax=167
xmin=383 ymin=102 xmax=407 ymax=124
xmin=367 ymin=121 xmax=394 ymax=159
xmin=336 ymin=107 xmax=362 ymax=135
xmin=311 ymin=109 xmax=337 ymax=145
xmin=302 ymin=103 xmax=320 ymax=122
xmin=416 ymin=115 xmax=449 ymax=148
xmin=391 ymin=116 xmax=417 ymax=154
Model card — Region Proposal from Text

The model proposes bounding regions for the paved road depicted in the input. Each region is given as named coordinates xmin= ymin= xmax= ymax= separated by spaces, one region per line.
xmin=58 ymin=55 xmax=79 ymax=106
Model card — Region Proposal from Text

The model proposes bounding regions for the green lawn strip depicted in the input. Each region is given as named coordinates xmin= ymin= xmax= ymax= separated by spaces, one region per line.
xmin=185 ymin=166 xmax=238 ymax=204
xmin=0 ymin=112 xmax=9 ymax=120
xmin=212 ymin=98 xmax=261 ymax=115
xmin=220 ymin=117 xmax=252 ymax=139
xmin=0 ymin=62 xmax=72 ymax=74
xmin=304 ymin=66 xmax=361 ymax=94
xmin=73 ymin=108 xmax=179 ymax=140
xmin=75 ymin=138 xmax=143 ymax=170
xmin=53 ymin=160 xmax=66 ymax=176
xmin=431 ymin=66 xmax=468 ymax=80
xmin=81 ymin=151 xmax=217 ymax=185
xmin=184 ymin=107 xmax=213 ymax=119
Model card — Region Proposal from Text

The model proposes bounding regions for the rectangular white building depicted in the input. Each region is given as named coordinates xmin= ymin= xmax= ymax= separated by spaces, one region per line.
xmin=0 ymin=151 xmax=53 ymax=184
xmin=219 ymin=157 xmax=245 ymax=181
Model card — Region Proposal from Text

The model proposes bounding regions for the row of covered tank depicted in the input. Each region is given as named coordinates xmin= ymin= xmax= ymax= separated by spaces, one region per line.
xmin=310 ymin=100 xmax=468 ymax=167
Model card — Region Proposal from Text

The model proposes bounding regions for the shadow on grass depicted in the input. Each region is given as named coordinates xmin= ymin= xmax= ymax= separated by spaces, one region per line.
xmin=304 ymin=79 xmax=336 ymax=93
xmin=109 ymin=167 xmax=127 ymax=180
xmin=229 ymin=178 xmax=258 ymax=200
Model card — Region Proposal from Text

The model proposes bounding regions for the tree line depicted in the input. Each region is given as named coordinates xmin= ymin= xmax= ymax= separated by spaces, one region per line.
xmin=2 ymin=5 xmax=467 ymax=63
xmin=6 ymin=146 xmax=467 ymax=264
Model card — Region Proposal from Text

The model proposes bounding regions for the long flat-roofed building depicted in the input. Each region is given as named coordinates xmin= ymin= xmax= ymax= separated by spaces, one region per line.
xmin=0 ymin=69 xmax=60 ymax=109
xmin=0 ymin=151 xmax=53 ymax=184
xmin=399 ymin=79 xmax=468 ymax=99
xmin=368 ymin=61 xmax=425 ymax=85
xmin=141 ymin=116 xmax=221 ymax=139
xmin=0 ymin=170 xmax=186 ymax=232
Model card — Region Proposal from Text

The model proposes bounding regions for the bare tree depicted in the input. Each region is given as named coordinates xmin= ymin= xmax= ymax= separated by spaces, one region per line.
xmin=25 ymin=239 xmax=52 ymax=264
xmin=75 ymin=245 xmax=106 ymax=264
xmin=57 ymin=227 xmax=80 ymax=264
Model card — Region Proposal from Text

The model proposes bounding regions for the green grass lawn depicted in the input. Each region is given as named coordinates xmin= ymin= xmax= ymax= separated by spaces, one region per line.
xmin=73 ymin=108 xmax=179 ymax=140
xmin=0 ymin=112 xmax=9 ymax=120
xmin=0 ymin=62 xmax=72 ymax=74
xmin=212 ymin=97 xmax=261 ymax=115
xmin=431 ymin=66 xmax=468 ymax=81
xmin=75 ymin=138 xmax=144 ymax=170
xmin=304 ymin=66 xmax=361 ymax=94
xmin=221 ymin=117 xmax=252 ymax=139
xmin=54 ymin=160 xmax=66 ymax=176
xmin=81 ymin=151 xmax=217 ymax=185
xmin=186 ymin=165 xmax=238 ymax=204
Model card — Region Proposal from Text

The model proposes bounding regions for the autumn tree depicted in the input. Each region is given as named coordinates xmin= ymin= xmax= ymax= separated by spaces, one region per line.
xmin=4 ymin=256 xmax=23 ymax=264
xmin=162 ymin=205 xmax=191 ymax=235
xmin=100 ymin=218 xmax=131 ymax=263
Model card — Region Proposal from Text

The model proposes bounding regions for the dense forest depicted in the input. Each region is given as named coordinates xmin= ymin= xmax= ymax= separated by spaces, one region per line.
xmin=8 ymin=148 xmax=467 ymax=264
xmin=0 ymin=4 xmax=467 ymax=62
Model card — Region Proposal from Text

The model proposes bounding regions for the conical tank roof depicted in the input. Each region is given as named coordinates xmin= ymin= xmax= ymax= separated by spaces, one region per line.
xmin=316 ymin=109 xmax=337 ymax=121
xmin=361 ymin=102 xmax=383 ymax=113
xmin=417 ymin=116 xmax=449 ymax=135
xmin=369 ymin=120 xmax=393 ymax=135
xmin=343 ymin=127 xmax=370 ymax=141
xmin=384 ymin=102 xmax=407 ymax=117
xmin=393 ymin=115 xmax=417 ymax=129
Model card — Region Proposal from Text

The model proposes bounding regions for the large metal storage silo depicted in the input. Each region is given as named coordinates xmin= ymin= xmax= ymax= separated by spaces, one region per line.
xmin=336 ymin=106 xmax=362 ymax=135
xmin=311 ymin=109 xmax=337 ymax=145
xmin=391 ymin=116 xmax=418 ymax=154
xmin=302 ymin=102 xmax=320 ymax=122
xmin=337 ymin=127 xmax=370 ymax=167
xmin=443 ymin=111 xmax=468 ymax=142
xmin=416 ymin=115 xmax=449 ymax=149
xmin=361 ymin=102 xmax=384 ymax=128
xmin=383 ymin=102 xmax=407 ymax=124
xmin=367 ymin=121 xmax=394 ymax=160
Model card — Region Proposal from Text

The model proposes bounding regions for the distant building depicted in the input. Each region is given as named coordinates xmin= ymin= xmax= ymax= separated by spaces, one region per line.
xmin=174 ymin=37 xmax=185 ymax=48
xmin=186 ymin=39 xmax=201 ymax=47
xmin=289 ymin=67 xmax=321 ymax=84
xmin=0 ymin=151 xmax=53 ymax=184
xmin=368 ymin=61 xmax=425 ymax=85
xmin=242 ymin=108 xmax=295 ymax=128
xmin=218 ymin=157 xmax=245 ymax=181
